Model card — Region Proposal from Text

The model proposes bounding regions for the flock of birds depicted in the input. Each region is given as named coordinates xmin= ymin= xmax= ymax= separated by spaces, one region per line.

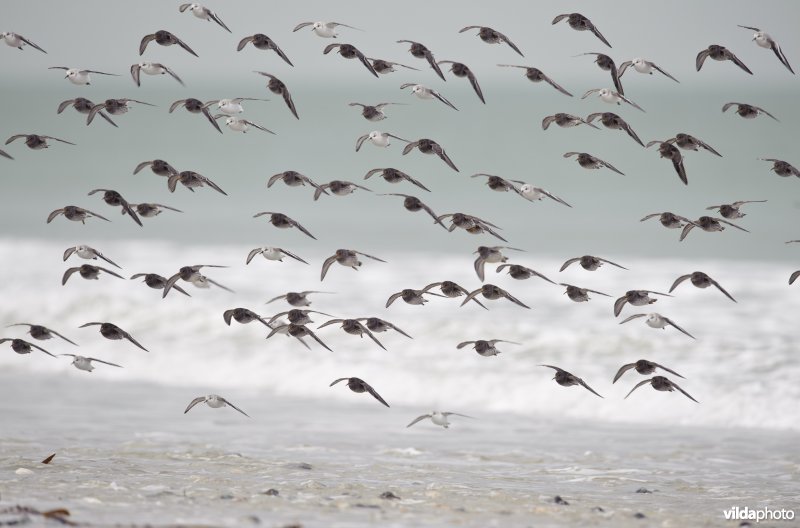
xmin=2 ymin=5 xmax=799 ymax=429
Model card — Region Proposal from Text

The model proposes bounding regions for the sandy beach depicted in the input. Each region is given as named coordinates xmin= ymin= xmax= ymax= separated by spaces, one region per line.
xmin=1 ymin=369 xmax=798 ymax=528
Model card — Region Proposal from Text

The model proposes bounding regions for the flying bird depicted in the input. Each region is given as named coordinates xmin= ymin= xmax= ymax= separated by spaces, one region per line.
xmin=645 ymin=140 xmax=688 ymax=185
xmin=365 ymin=168 xmax=430 ymax=192
xmin=619 ymin=313 xmax=695 ymax=339
xmin=162 ymin=265 xmax=232 ymax=298
xmin=6 ymin=324 xmax=77 ymax=346
xmin=559 ymin=283 xmax=612 ymax=303
xmin=613 ymin=359 xmax=684 ymax=383
xmin=577 ymin=53 xmax=624 ymax=94
xmin=457 ymin=339 xmax=520 ymax=357
xmin=437 ymin=212 xmax=506 ymax=241
xmin=266 ymin=291 xmax=333 ymax=307
xmin=540 ymin=364 xmax=604 ymax=397
xmin=318 ymin=319 xmax=386 ymax=349
xmin=625 ymin=376 xmax=698 ymax=403
xmin=459 ymin=26 xmax=523 ymax=56
xmin=323 ymin=43 xmax=377 ymax=77
xmin=87 ymin=189 xmax=142 ymax=227
xmin=348 ymin=102 xmax=404 ymax=121
xmin=541 ymin=113 xmax=598 ymax=130
xmin=560 ymin=255 xmax=627 ymax=272
xmin=167 ymin=171 xmax=227 ymax=195
xmin=179 ymin=4 xmax=231 ymax=32
xmin=471 ymin=173 xmax=525 ymax=193
xmin=204 ymin=97 xmax=267 ymax=116
xmin=403 ymin=138 xmax=459 ymax=172
xmin=355 ymin=317 xmax=411 ymax=339
xmin=461 ymin=284 xmax=530 ymax=309
xmin=266 ymin=323 xmax=330 ymax=351
xmin=62 ymin=265 xmax=124 ymax=285
xmin=696 ymin=45 xmax=752 ymax=74
xmin=422 ymin=281 xmax=488 ymax=309
xmin=237 ymin=34 xmax=292 ymax=65
xmin=582 ymin=88 xmax=644 ymax=112
xmin=738 ymin=25 xmax=793 ymax=73
xmin=63 ymin=245 xmax=121 ymax=269
xmin=679 ymin=216 xmax=750 ymax=241
xmin=366 ymin=58 xmax=419 ymax=74
xmin=385 ymin=288 xmax=444 ymax=308
xmin=57 ymin=98 xmax=117 ymax=127
xmin=640 ymin=212 xmax=694 ymax=230
xmin=79 ymin=322 xmax=149 ymax=351
xmin=380 ymin=194 xmax=444 ymax=228
xmin=355 ymin=131 xmax=409 ymax=151
xmin=760 ymin=158 xmax=800 ymax=178
xmin=618 ymin=58 xmax=679 ymax=83
xmin=664 ymin=133 xmax=721 ymax=156
xmin=169 ymin=98 xmax=222 ymax=133
xmin=563 ymin=151 xmax=624 ymax=175
xmin=496 ymin=264 xmax=556 ymax=284
xmin=669 ymin=271 xmax=736 ymax=302
xmin=320 ymin=250 xmax=386 ymax=281
xmin=396 ymin=40 xmax=446 ymax=80
xmin=267 ymin=308 xmax=333 ymax=327
xmin=722 ymin=102 xmax=779 ymax=121
xmin=313 ymin=180 xmax=370 ymax=201
xmin=131 ymin=62 xmax=183 ymax=86
xmin=437 ymin=61 xmax=485 ymax=103
xmin=246 ymin=247 xmax=308 ymax=265
xmin=498 ymin=65 xmax=572 ymax=96
xmin=5 ymin=134 xmax=74 ymax=150
xmin=0 ymin=338 xmax=55 ymax=358
xmin=130 ymin=273 xmax=190 ymax=296
xmin=705 ymin=200 xmax=766 ymax=219
xmin=407 ymin=411 xmax=473 ymax=429
xmin=614 ymin=289 xmax=672 ymax=317
xmin=86 ymin=99 xmax=155 ymax=126
xmin=48 ymin=66 xmax=117 ymax=85
xmin=1 ymin=32 xmax=46 ymax=52
xmin=61 ymin=354 xmax=122 ymax=372
xmin=268 ymin=170 xmax=328 ymax=196
xmin=125 ymin=203 xmax=182 ymax=219
xmin=253 ymin=72 xmax=298 ymax=119
xmin=330 ymin=377 xmax=390 ymax=407
xmin=223 ymin=308 xmax=271 ymax=327
xmin=474 ymin=246 xmax=523 ymax=281
xmin=47 ymin=206 xmax=109 ymax=224
xmin=214 ymin=115 xmax=275 ymax=134
xmin=293 ymin=21 xmax=360 ymax=38
xmin=551 ymin=13 xmax=611 ymax=48
xmin=253 ymin=212 xmax=316 ymax=240
xmin=184 ymin=395 xmax=250 ymax=417
xmin=586 ymin=112 xmax=644 ymax=146
xmin=140 ymin=30 xmax=198 ymax=57
xmin=400 ymin=83 xmax=458 ymax=110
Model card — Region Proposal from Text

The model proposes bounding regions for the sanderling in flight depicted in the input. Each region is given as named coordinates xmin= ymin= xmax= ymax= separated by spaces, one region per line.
xmin=619 ymin=313 xmax=695 ymax=339
xmin=179 ymin=4 xmax=231 ymax=32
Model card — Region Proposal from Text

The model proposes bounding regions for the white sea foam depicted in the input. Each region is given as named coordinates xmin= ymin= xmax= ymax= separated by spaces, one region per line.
xmin=1 ymin=238 xmax=798 ymax=431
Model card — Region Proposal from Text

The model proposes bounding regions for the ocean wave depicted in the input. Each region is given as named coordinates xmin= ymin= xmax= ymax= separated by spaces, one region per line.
xmin=1 ymin=238 xmax=798 ymax=431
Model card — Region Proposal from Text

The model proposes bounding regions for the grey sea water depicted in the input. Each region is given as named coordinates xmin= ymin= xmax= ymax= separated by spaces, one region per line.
xmin=1 ymin=0 xmax=800 ymax=526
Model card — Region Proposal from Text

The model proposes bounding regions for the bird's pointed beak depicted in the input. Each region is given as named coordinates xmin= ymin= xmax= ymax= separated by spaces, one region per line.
xmin=64 ymin=74 xmax=68 ymax=79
